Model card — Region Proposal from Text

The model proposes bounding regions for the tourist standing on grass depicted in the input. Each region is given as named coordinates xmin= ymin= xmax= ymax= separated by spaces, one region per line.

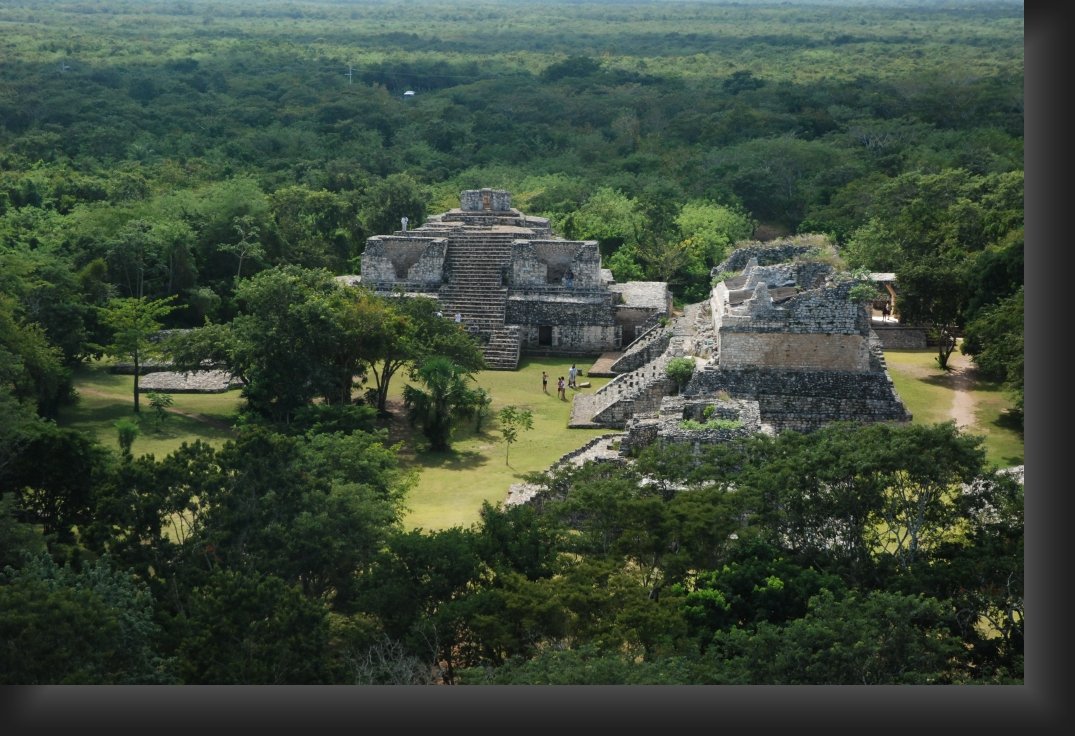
xmin=542 ymin=371 xmax=549 ymax=394
xmin=557 ymin=376 xmax=565 ymax=400
xmin=568 ymin=364 xmax=577 ymax=389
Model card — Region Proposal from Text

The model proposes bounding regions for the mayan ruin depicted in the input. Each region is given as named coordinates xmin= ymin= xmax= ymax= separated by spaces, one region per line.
xmin=353 ymin=188 xmax=673 ymax=370
xmin=558 ymin=237 xmax=912 ymax=463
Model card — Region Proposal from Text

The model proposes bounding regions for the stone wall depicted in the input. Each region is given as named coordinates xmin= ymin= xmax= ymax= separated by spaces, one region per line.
xmin=360 ymin=236 xmax=446 ymax=286
xmin=873 ymin=325 xmax=928 ymax=349
xmin=506 ymin=294 xmax=617 ymax=326
xmin=610 ymin=323 xmax=672 ymax=372
xmin=713 ymin=277 xmax=872 ymax=371
xmin=509 ymin=240 xmax=602 ymax=288
xmin=685 ymin=365 xmax=911 ymax=431
xmin=613 ymin=307 xmax=661 ymax=346
xmin=620 ymin=395 xmax=762 ymax=456
xmin=591 ymin=376 xmax=676 ymax=427
xmin=719 ymin=332 xmax=870 ymax=371
xmin=712 ymin=239 xmax=822 ymax=275
xmin=460 ymin=188 xmax=512 ymax=211
xmin=518 ymin=324 xmax=620 ymax=353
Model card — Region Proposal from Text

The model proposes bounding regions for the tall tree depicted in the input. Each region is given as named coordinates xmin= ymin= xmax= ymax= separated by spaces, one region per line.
xmin=98 ymin=295 xmax=181 ymax=413
xmin=367 ymin=294 xmax=485 ymax=415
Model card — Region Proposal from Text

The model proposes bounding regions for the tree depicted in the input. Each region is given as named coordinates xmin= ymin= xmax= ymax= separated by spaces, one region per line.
xmin=674 ymin=200 xmax=755 ymax=269
xmin=176 ymin=569 xmax=331 ymax=684
xmin=359 ymin=174 xmax=428 ymax=240
xmin=218 ymin=214 xmax=264 ymax=279
xmin=7 ymin=422 xmax=113 ymax=545
xmin=146 ymin=391 xmax=174 ymax=428
xmin=895 ymin=258 xmax=968 ymax=370
xmin=184 ymin=427 xmax=409 ymax=604
xmin=961 ymin=286 xmax=1023 ymax=422
xmin=497 ymin=406 xmax=533 ymax=466
xmin=114 ymin=418 xmax=140 ymax=459
xmin=367 ymin=294 xmax=485 ymax=415
xmin=557 ymin=187 xmax=644 ymax=257
xmin=665 ymin=357 xmax=695 ymax=393
xmin=403 ymin=356 xmax=485 ymax=452
xmin=98 ymin=295 xmax=181 ymax=413
xmin=0 ymin=293 xmax=72 ymax=419
xmin=0 ymin=554 xmax=175 ymax=684
xmin=705 ymin=588 xmax=966 ymax=684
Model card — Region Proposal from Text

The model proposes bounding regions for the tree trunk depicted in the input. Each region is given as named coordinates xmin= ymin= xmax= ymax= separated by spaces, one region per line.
xmin=133 ymin=353 xmax=141 ymax=413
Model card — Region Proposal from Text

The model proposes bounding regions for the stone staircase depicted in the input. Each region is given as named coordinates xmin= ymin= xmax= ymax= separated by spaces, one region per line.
xmin=438 ymin=230 xmax=522 ymax=369
xmin=609 ymin=322 xmax=673 ymax=374
xmin=569 ymin=306 xmax=705 ymax=428
xmin=569 ymin=353 xmax=675 ymax=428
xmin=483 ymin=325 xmax=522 ymax=370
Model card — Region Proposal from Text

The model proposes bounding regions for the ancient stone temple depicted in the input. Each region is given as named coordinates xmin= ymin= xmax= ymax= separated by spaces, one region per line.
xmin=353 ymin=188 xmax=672 ymax=369
xmin=569 ymin=238 xmax=912 ymax=448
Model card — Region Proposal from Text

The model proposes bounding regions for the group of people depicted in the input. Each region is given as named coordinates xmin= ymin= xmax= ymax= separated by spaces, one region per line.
xmin=543 ymin=364 xmax=579 ymax=401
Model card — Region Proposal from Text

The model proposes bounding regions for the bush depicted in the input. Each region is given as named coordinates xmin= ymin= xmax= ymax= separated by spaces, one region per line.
xmin=665 ymin=357 xmax=695 ymax=393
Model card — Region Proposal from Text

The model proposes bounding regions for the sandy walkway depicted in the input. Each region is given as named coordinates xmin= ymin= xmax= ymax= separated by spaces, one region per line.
xmin=946 ymin=351 xmax=978 ymax=429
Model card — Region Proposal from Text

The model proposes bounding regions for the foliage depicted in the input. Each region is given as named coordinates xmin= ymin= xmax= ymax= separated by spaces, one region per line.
xmin=961 ymin=286 xmax=1023 ymax=420
xmin=497 ymin=405 xmax=534 ymax=466
xmin=665 ymin=357 xmax=695 ymax=393
xmin=679 ymin=418 xmax=742 ymax=431
xmin=0 ymin=554 xmax=176 ymax=684
xmin=98 ymin=295 xmax=181 ymax=412
xmin=403 ymin=356 xmax=486 ymax=452
xmin=114 ymin=418 xmax=140 ymax=459
xmin=146 ymin=391 xmax=174 ymax=427
xmin=0 ymin=0 xmax=1023 ymax=685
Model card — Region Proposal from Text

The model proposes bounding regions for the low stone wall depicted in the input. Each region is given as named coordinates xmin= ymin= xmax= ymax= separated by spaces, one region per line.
xmin=713 ymin=241 xmax=818 ymax=274
xmin=873 ymin=326 xmax=928 ymax=349
xmin=137 ymin=370 xmax=243 ymax=393
xmin=109 ymin=359 xmax=174 ymax=375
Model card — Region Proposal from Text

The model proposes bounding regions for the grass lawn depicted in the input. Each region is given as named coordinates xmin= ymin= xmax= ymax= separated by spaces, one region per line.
xmin=386 ymin=356 xmax=619 ymax=531
xmin=884 ymin=348 xmax=1023 ymax=469
xmin=58 ymin=363 xmax=242 ymax=459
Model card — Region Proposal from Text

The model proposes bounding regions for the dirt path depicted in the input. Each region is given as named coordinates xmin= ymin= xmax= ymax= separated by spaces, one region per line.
xmin=76 ymin=386 xmax=236 ymax=432
xmin=889 ymin=349 xmax=978 ymax=429
xmin=946 ymin=351 xmax=978 ymax=429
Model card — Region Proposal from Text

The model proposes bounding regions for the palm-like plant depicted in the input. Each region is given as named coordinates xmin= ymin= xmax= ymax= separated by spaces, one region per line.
xmin=402 ymin=356 xmax=484 ymax=452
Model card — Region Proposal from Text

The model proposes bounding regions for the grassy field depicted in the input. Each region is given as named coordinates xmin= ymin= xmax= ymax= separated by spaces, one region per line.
xmin=60 ymin=346 xmax=1022 ymax=533
xmin=384 ymin=356 xmax=617 ymax=531
xmin=883 ymin=348 xmax=1024 ymax=469
xmin=58 ymin=363 xmax=242 ymax=459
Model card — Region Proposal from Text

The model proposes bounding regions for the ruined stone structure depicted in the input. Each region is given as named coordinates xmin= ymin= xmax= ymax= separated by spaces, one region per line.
xmin=570 ymin=239 xmax=912 ymax=454
xmin=353 ymin=189 xmax=672 ymax=369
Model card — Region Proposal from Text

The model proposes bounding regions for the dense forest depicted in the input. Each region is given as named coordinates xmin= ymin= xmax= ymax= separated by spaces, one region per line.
xmin=1 ymin=0 xmax=1023 ymax=684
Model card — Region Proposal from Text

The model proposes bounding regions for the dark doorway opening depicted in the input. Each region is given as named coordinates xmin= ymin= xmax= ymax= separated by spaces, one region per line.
xmin=538 ymin=326 xmax=553 ymax=346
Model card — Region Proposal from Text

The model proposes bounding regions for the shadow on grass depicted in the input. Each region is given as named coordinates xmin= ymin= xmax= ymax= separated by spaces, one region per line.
xmin=414 ymin=447 xmax=490 ymax=471
xmin=65 ymin=399 xmax=137 ymax=424
xmin=993 ymin=409 xmax=1024 ymax=435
